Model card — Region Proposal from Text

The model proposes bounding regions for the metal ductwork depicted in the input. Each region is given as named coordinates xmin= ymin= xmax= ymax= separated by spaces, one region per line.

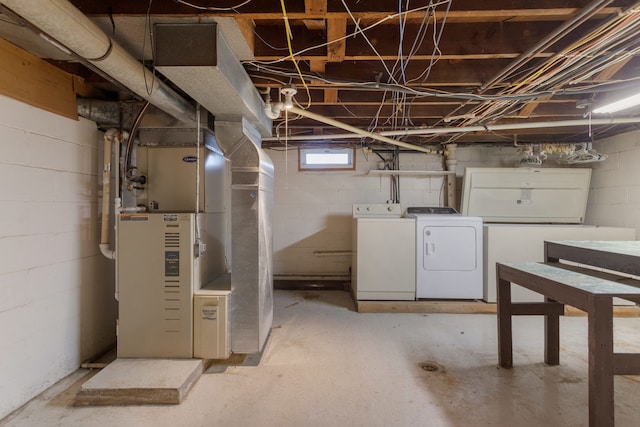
xmin=151 ymin=23 xmax=274 ymax=353
xmin=215 ymin=118 xmax=274 ymax=354
xmin=154 ymin=23 xmax=272 ymax=137
xmin=0 ymin=0 xmax=195 ymax=123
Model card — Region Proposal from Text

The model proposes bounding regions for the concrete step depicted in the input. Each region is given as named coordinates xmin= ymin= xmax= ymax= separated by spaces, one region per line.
xmin=76 ymin=358 xmax=203 ymax=406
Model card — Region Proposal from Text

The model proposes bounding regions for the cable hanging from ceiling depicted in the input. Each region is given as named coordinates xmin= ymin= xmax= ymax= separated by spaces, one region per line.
xmin=173 ymin=0 xmax=253 ymax=12
xmin=450 ymin=2 xmax=640 ymax=133
xmin=248 ymin=0 xmax=639 ymax=145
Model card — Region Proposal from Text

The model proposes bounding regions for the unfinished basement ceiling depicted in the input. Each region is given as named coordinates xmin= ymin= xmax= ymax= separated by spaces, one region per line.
xmin=3 ymin=0 xmax=640 ymax=147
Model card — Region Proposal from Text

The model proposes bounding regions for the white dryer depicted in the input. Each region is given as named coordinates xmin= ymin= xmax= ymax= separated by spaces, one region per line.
xmin=406 ymin=207 xmax=483 ymax=299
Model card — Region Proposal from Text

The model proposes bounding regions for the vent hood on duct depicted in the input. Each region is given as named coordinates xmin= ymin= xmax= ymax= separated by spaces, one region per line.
xmin=154 ymin=23 xmax=272 ymax=138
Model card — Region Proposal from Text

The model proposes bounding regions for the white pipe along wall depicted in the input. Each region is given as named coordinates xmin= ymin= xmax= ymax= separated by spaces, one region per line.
xmin=99 ymin=129 xmax=117 ymax=260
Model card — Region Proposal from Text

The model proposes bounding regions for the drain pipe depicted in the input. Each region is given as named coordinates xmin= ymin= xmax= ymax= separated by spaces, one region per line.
xmin=287 ymin=106 xmax=438 ymax=154
xmin=0 ymin=0 xmax=195 ymax=123
xmin=99 ymin=129 xmax=118 ymax=260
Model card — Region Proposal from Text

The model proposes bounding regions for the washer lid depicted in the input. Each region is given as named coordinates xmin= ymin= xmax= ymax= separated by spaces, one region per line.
xmin=406 ymin=206 xmax=458 ymax=215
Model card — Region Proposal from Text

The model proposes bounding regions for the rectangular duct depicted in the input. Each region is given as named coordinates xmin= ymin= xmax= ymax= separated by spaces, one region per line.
xmin=154 ymin=23 xmax=272 ymax=137
xmin=215 ymin=118 xmax=274 ymax=354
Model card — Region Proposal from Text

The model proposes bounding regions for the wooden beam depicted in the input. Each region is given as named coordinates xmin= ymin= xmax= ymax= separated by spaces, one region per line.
xmin=594 ymin=57 xmax=632 ymax=81
xmin=518 ymin=95 xmax=551 ymax=118
xmin=0 ymin=38 xmax=77 ymax=120
xmin=324 ymin=89 xmax=338 ymax=103
xmin=327 ymin=18 xmax=346 ymax=62
xmin=305 ymin=0 xmax=326 ymax=15
xmin=303 ymin=19 xmax=326 ymax=30
xmin=68 ymin=0 xmax=625 ymax=24
xmin=72 ymin=75 xmax=95 ymax=98
xmin=254 ymin=21 xmax=562 ymax=60
xmin=309 ymin=60 xmax=325 ymax=74
xmin=309 ymin=60 xmax=336 ymax=103
xmin=234 ymin=17 xmax=256 ymax=56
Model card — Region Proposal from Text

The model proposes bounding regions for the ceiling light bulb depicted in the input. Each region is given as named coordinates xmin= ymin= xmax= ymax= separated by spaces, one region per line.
xmin=280 ymin=85 xmax=297 ymax=110
xmin=284 ymin=95 xmax=294 ymax=109
xmin=593 ymin=92 xmax=640 ymax=114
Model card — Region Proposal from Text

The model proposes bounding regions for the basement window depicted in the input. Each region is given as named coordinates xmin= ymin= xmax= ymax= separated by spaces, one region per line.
xmin=298 ymin=147 xmax=355 ymax=171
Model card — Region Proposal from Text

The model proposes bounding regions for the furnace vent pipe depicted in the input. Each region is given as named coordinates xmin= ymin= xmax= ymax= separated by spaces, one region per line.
xmin=0 ymin=0 xmax=195 ymax=123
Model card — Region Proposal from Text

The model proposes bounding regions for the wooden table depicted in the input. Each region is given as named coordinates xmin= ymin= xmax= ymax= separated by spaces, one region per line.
xmin=497 ymin=240 xmax=640 ymax=427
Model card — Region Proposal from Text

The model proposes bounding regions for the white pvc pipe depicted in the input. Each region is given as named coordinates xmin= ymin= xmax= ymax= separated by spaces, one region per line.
xmin=287 ymin=106 xmax=437 ymax=154
xmin=263 ymin=117 xmax=640 ymax=142
xmin=99 ymin=129 xmax=118 ymax=260
xmin=0 ymin=0 xmax=195 ymax=123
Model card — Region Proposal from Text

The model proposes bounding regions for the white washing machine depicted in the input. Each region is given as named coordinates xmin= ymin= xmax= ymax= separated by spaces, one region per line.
xmin=352 ymin=204 xmax=416 ymax=301
xmin=406 ymin=207 xmax=483 ymax=299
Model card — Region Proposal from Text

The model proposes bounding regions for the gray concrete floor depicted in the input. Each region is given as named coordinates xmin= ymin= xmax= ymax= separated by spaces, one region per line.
xmin=2 ymin=290 xmax=640 ymax=427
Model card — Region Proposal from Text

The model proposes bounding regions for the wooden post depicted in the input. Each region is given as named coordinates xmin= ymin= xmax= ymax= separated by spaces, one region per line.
xmin=588 ymin=296 xmax=614 ymax=427
xmin=496 ymin=265 xmax=513 ymax=368
xmin=544 ymin=296 xmax=560 ymax=365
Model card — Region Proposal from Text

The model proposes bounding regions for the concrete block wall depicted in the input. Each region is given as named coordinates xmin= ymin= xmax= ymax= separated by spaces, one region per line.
xmin=266 ymin=145 xmax=520 ymax=277
xmin=0 ymin=95 xmax=116 ymax=419
xmin=587 ymin=129 xmax=640 ymax=234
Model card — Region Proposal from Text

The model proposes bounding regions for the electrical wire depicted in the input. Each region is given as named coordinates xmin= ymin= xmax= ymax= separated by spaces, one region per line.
xmin=279 ymin=0 xmax=312 ymax=108
xmin=250 ymin=1 xmax=451 ymax=66
xmin=248 ymin=61 xmax=640 ymax=102
xmin=252 ymin=0 xmax=639 ymax=143
xmin=124 ymin=101 xmax=151 ymax=178
xmin=339 ymin=0 xmax=398 ymax=85
xmin=455 ymin=3 xmax=640 ymax=129
xmin=173 ymin=0 xmax=253 ymax=12
xmin=142 ymin=0 xmax=156 ymax=96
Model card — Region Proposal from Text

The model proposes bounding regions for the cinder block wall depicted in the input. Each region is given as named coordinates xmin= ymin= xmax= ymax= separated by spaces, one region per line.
xmin=588 ymin=129 xmax=640 ymax=235
xmin=0 ymin=95 xmax=116 ymax=419
xmin=266 ymin=145 xmax=519 ymax=277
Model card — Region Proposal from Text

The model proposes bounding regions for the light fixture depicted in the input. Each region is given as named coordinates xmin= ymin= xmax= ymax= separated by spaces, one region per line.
xmin=592 ymin=92 xmax=640 ymax=114
xmin=281 ymin=85 xmax=297 ymax=110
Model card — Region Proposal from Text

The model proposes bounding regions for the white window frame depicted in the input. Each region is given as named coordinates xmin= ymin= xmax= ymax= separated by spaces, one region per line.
xmin=298 ymin=146 xmax=356 ymax=171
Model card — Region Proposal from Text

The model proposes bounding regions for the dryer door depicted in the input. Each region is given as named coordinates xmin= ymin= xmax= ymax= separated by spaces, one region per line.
xmin=421 ymin=225 xmax=478 ymax=271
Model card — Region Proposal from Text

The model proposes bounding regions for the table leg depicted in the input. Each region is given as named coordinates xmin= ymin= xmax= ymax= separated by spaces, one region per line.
xmin=497 ymin=269 xmax=513 ymax=368
xmin=588 ymin=296 xmax=614 ymax=427
xmin=544 ymin=296 xmax=560 ymax=366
